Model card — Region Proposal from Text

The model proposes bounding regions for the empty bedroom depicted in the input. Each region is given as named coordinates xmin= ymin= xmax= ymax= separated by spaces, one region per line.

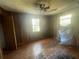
xmin=0 ymin=0 xmax=79 ymax=59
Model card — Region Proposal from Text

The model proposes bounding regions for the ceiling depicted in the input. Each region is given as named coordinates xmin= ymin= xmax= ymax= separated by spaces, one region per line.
xmin=0 ymin=0 xmax=79 ymax=15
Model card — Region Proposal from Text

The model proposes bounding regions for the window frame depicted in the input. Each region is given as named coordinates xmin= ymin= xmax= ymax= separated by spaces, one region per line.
xmin=32 ymin=18 xmax=40 ymax=32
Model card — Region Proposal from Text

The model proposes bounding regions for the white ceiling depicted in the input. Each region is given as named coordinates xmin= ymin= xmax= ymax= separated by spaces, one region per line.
xmin=0 ymin=0 xmax=79 ymax=15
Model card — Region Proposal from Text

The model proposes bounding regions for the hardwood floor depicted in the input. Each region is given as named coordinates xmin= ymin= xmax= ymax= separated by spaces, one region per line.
xmin=3 ymin=38 xmax=79 ymax=59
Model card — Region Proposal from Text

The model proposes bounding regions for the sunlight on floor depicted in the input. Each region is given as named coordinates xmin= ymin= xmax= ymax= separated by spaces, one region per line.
xmin=33 ymin=44 xmax=42 ymax=56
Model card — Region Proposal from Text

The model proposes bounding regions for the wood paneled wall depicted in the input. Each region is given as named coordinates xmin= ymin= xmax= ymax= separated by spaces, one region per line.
xmin=13 ymin=13 xmax=28 ymax=47
xmin=0 ymin=48 xmax=3 ymax=59
xmin=13 ymin=13 xmax=50 ymax=47
xmin=0 ymin=8 xmax=2 ymax=15
xmin=0 ymin=10 xmax=51 ymax=50
xmin=1 ymin=12 xmax=17 ymax=50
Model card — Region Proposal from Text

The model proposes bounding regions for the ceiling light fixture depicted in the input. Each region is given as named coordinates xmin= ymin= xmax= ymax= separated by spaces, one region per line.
xmin=34 ymin=0 xmax=50 ymax=11
xmin=34 ymin=0 xmax=57 ymax=12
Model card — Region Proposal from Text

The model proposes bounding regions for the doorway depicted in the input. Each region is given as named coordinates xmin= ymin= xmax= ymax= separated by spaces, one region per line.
xmin=59 ymin=14 xmax=72 ymax=45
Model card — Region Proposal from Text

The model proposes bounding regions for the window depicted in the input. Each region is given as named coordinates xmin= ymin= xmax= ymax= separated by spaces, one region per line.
xmin=32 ymin=18 xmax=40 ymax=32
xmin=60 ymin=14 xmax=72 ymax=26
